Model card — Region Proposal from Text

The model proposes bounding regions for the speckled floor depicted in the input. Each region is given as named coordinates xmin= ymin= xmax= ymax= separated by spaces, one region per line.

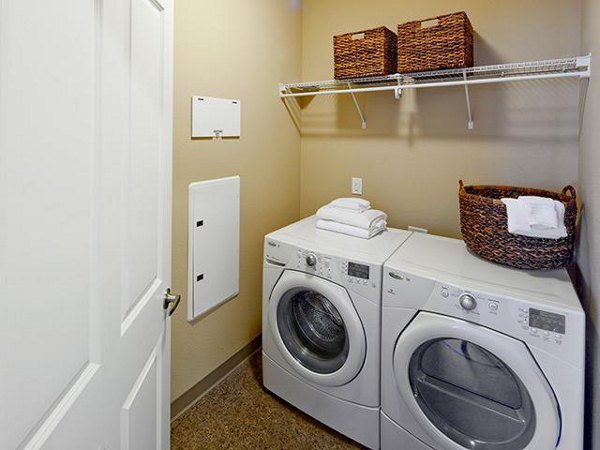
xmin=171 ymin=351 xmax=364 ymax=449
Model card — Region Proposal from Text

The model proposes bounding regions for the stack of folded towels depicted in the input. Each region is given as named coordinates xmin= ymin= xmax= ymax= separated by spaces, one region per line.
xmin=316 ymin=198 xmax=387 ymax=239
xmin=501 ymin=196 xmax=567 ymax=239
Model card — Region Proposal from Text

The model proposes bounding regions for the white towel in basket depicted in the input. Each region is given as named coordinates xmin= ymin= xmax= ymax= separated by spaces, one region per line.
xmin=501 ymin=196 xmax=567 ymax=239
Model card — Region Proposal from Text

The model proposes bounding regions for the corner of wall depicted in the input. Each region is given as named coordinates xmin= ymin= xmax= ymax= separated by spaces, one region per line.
xmin=578 ymin=0 xmax=600 ymax=447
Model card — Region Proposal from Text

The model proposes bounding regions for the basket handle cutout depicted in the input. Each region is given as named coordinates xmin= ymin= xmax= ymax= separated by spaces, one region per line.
xmin=561 ymin=185 xmax=577 ymax=200
xmin=351 ymin=33 xmax=365 ymax=40
xmin=420 ymin=18 xmax=440 ymax=29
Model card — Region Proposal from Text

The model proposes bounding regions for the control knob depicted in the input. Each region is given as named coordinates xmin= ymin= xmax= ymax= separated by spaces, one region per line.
xmin=459 ymin=293 xmax=477 ymax=311
xmin=305 ymin=253 xmax=317 ymax=267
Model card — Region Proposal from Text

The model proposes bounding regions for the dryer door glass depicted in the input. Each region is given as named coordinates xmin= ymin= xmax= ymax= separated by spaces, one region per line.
xmin=277 ymin=288 xmax=349 ymax=374
xmin=409 ymin=338 xmax=536 ymax=450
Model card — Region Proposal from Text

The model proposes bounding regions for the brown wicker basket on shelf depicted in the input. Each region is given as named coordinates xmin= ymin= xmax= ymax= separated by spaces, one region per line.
xmin=334 ymin=26 xmax=397 ymax=79
xmin=458 ymin=180 xmax=577 ymax=270
xmin=397 ymin=12 xmax=473 ymax=73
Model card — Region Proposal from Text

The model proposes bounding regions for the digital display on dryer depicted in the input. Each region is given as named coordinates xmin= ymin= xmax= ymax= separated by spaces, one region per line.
xmin=348 ymin=262 xmax=369 ymax=280
xmin=529 ymin=308 xmax=566 ymax=334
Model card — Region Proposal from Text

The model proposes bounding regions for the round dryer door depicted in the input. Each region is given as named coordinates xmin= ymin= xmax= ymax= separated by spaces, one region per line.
xmin=268 ymin=270 xmax=366 ymax=386
xmin=393 ymin=312 xmax=560 ymax=450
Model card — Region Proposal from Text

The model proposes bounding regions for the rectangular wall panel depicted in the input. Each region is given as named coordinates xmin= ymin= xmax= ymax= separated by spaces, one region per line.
xmin=188 ymin=176 xmax=240 ymax=320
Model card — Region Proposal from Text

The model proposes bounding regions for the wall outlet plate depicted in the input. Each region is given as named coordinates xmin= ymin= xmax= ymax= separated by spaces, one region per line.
xmin=351 ymin=177 xmax=363 ymax=195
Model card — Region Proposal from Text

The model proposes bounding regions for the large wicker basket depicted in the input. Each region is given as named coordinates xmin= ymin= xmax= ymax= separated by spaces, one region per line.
xmin=458 ymin=180 xmax=577 ymax=270
xmin=334 ymin=26 xmax=397 ymax=79
xmin=397 ymin=12 xmax=473 ymax=73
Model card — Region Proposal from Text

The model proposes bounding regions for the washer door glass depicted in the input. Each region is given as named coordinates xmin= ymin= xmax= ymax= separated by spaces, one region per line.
xmin=409 ymin=338 xmax=536 ymax=450
xmin=277 ymin=288 xmax=349 ymax=374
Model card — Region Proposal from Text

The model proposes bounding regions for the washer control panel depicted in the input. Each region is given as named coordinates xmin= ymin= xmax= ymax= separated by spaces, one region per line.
xmin=293 ymin=248 xmax=377 ymax=290
xmin=305 ymin=253 xmax=317 ymax=267
xmin=341 ymin=260 xmax=371 ymax=286
xmin=295 ymin=249 xmax=333 ymax=279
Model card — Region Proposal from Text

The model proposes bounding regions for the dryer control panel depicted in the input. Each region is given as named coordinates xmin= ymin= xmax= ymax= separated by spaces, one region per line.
xmin=424 ymin=281 xmax=583 ymax=365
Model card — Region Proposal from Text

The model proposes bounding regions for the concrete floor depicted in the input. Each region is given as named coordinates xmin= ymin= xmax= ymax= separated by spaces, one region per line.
xmin=171 ymin=351 xmax=364 ymax=449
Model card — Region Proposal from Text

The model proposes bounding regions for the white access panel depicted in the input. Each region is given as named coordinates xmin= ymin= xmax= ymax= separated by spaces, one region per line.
xmin=188 ymin=176 xmax=240 ymax=321
xmin=191 ymin=96 xmax=241 ymax=138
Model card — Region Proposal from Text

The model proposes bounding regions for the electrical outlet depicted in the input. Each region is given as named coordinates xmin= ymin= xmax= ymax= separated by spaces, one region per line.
xmin=351 ymin=177 xmax=363 ymax=195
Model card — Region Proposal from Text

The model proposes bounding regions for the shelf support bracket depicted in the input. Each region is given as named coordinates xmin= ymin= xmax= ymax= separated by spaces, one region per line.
xmin=395 ymin=78 xmax=402 ymax=99
xmin=347 ymin=83 xmax=367 ymax=129
xmin=463 ymin=70 xmax=474 ymax=130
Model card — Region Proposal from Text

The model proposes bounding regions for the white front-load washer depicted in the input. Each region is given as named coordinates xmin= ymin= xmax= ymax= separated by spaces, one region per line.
xmin=380 ymin=232 xmax=585 ymax=450
xmin=262 ymin=216 xmax=412 ymax=449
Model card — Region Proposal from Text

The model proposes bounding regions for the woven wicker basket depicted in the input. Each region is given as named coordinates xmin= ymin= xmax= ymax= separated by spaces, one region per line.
xmin=334 ymin=26 xmax=397 ymax=79
xmin=458 ymin=180 xmax=577 ymax=270
xmin=397 ymin=12 xmax=473 ymax=73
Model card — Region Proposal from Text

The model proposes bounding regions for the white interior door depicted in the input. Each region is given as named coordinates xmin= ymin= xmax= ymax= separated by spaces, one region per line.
xmin=0 ymin=0 xmax=174 ymax=449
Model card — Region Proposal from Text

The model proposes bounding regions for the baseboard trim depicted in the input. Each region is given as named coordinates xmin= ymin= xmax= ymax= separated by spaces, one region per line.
xmin=170 ymin=335 xmax=262 ymax=421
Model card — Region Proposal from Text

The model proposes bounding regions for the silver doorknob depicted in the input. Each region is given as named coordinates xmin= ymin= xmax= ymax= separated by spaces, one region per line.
xmin=459 ymin=293 xmax=477 ymax=311
xmin=306 ymin=254 xmax=317 ymax=267
xmin=163 ymin=288 xmax=181 ymax=317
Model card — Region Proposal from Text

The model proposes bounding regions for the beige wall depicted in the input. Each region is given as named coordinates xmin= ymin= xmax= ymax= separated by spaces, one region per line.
xmin=300 ymin=0 xmax=581 ymax=237
xmin=171 ymin=0 xmax=301 ymax=400
xmin=579 ymin=0 xmax=600 ymax=447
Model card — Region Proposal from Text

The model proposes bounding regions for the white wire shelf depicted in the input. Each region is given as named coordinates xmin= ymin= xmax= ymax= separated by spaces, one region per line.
xmin=280 ymin=55 xmax=590 ymax=97
xmin=279 ymin=55 xmax=591 ymax=130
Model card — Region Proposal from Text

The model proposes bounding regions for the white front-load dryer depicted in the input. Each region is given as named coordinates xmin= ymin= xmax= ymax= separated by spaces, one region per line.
xmin=262 ymin=216 xmax=412 ymax=449
xmin=380 ymin=233 xmax=585 ymax=450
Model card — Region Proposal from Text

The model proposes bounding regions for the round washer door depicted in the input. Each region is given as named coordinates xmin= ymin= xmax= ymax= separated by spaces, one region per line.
xmin=393 ymin=312 xmax=560 ymax=450
xmin=268 ymin=270 xmax=366 ymax=386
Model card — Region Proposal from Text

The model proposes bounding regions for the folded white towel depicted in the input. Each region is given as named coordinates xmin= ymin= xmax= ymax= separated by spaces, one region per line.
xmin=501 ymin=197 xmax=567 ymax=239
xmin=316 ymin=205 xmax=387 ymax=230
xmin=329 ymin=197 xmax=371 ymax=212
xmin=517 ymin=196 xmax=558 ymax=230
xmin=316 ymin=219 xmax=386 ymax=239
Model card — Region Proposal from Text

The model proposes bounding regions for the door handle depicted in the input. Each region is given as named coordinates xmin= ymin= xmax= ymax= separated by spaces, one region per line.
xmin=163 ymin=288 xmax=181 ymax=317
